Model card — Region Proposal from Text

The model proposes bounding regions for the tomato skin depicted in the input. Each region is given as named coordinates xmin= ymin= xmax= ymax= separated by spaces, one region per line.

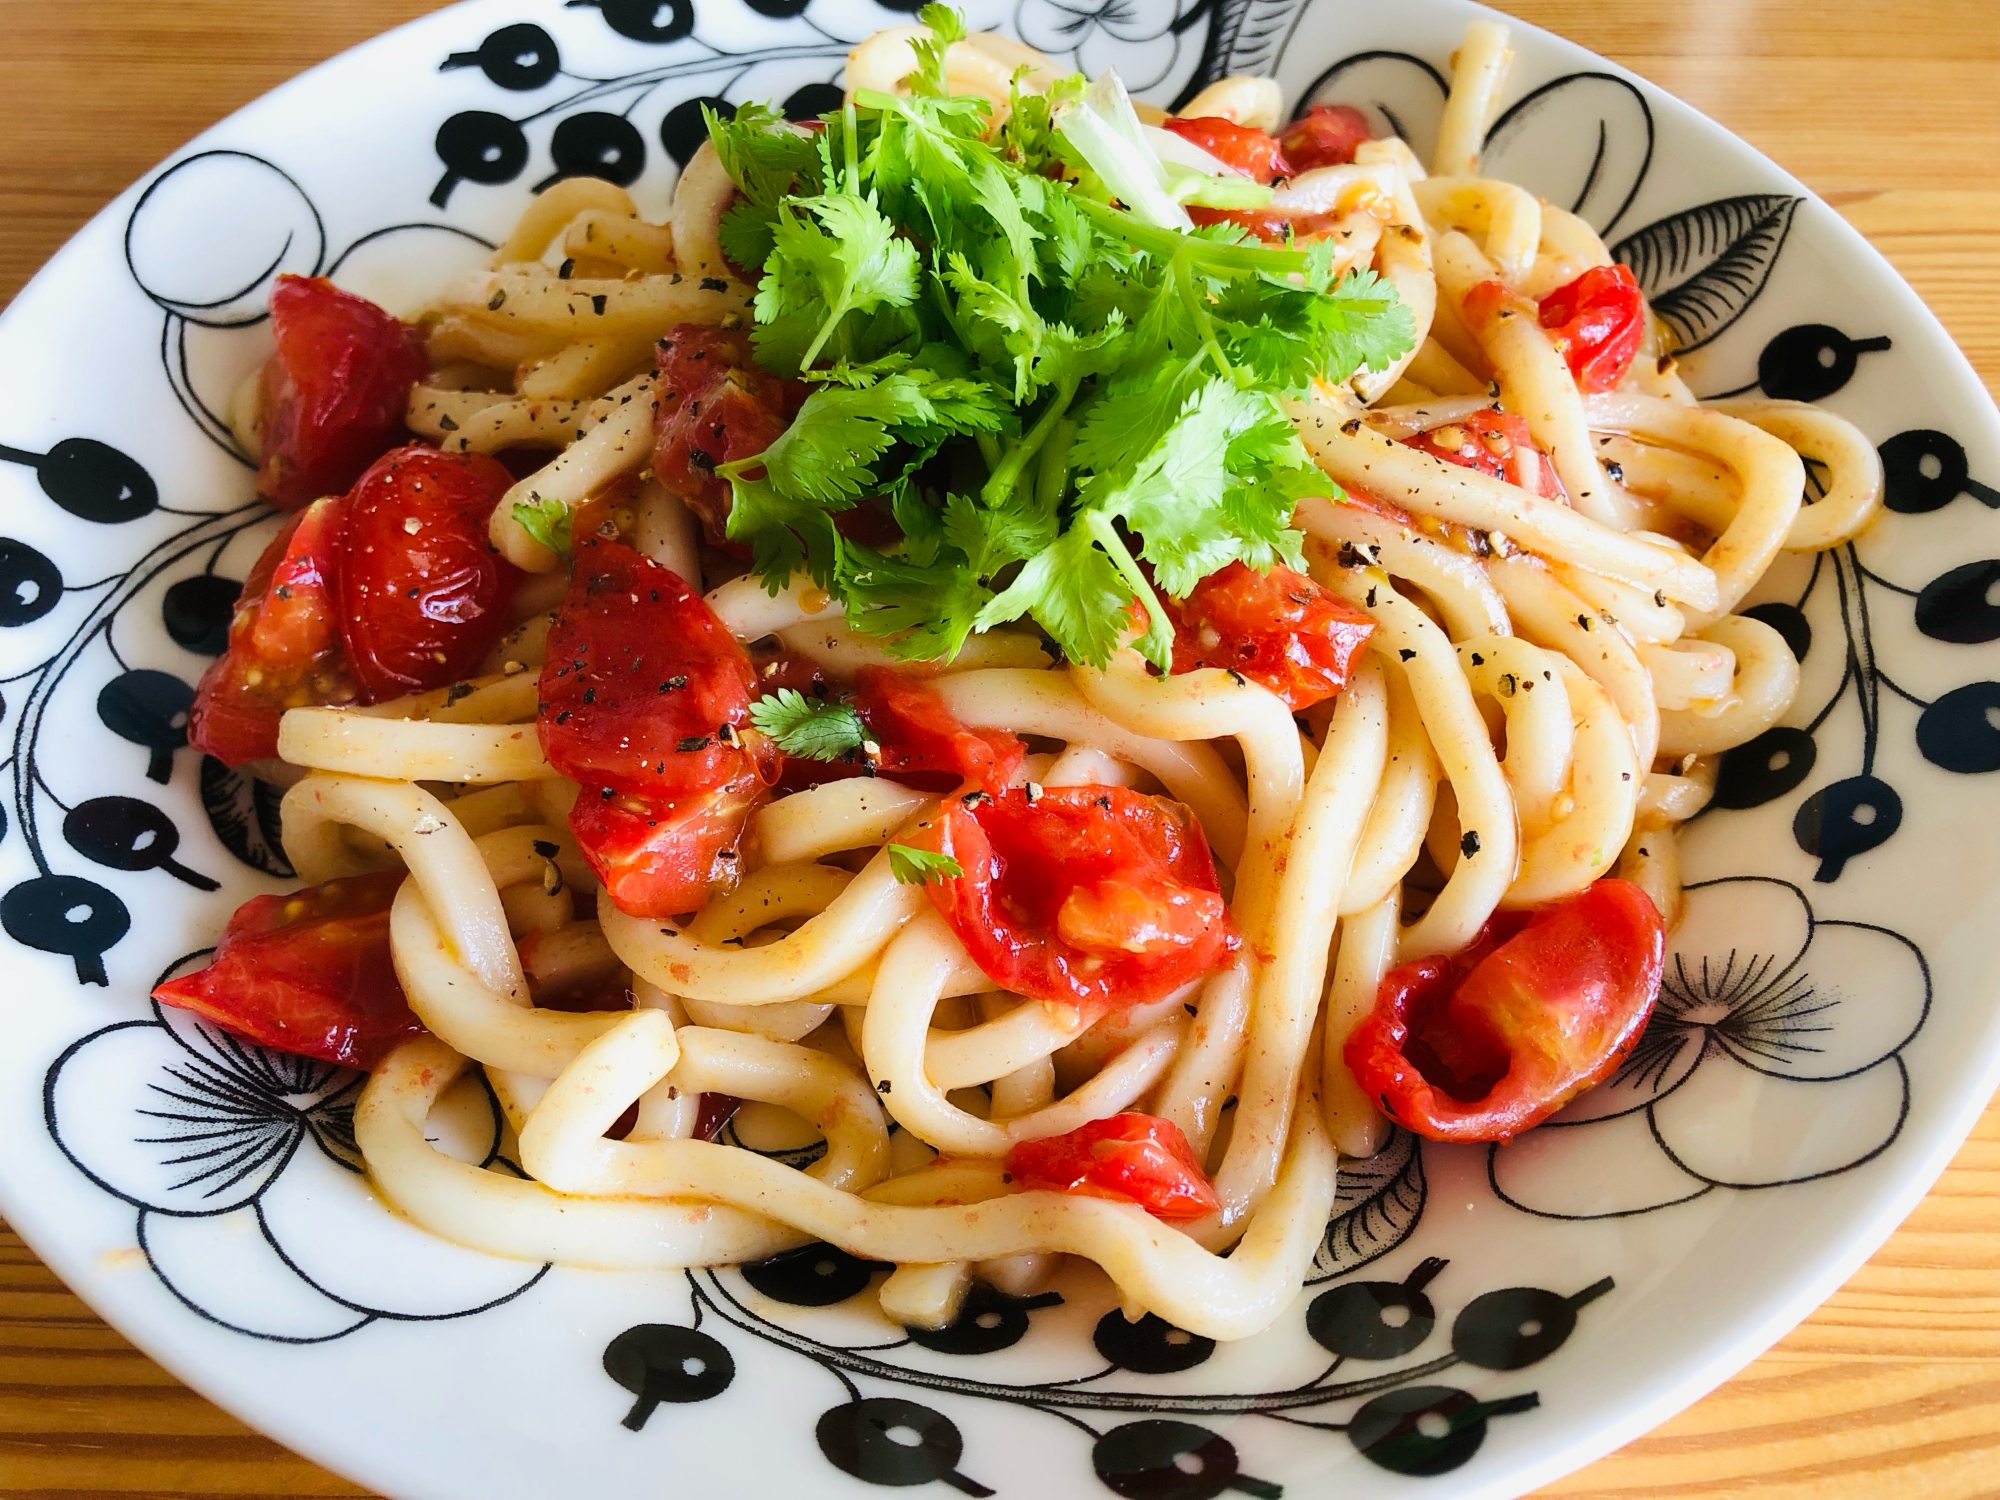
xmin=1006 ymin=1113 xmax=1220 ymax=1220
xmin=1161 ymin=116 xmax=1289 ymax=183
xmin=651 ymin=324 xmax=801 ymax=548
xmin=1343 ymin=879 xmax=1665 ymax=1142
xmin=538 ymin=537 xmax=766 ymax=801
xmin=853 ymin=668 xmax=1025 ymax=794
xmin=188 ymin=497 xmax=361 ymax=766
xmin=1277 ymin=104 xmax=1373 ymax=174
xmin=153 ymin=870 xmax=421 ymax=1068
xmin=1403 ymin=411 xmax=1567 ymax=503
xmin=568 ymin=765 xmax=766 ymax=919
xmin=1162 ymin=561 xmax=1375 ymax=711
xmin=258 ymin=275 xmax=427 ymax=509
xmin=915 ymin=785 xmax=1237 ymax=1012
xmin=338 ymin=446 xmax=520 ymax=699
xmin=1538 ymin=264 xmax=1645 ymax=393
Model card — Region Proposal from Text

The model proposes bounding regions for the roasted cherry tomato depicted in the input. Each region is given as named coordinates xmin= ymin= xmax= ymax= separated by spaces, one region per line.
xmin=153 ymin=870 xmax=421 ymax=1068
xmin=853 ymin=667 xmax=1025 ymax=793
xmin=1537 ymin=264 xmax=1645 ymax=393
xmin=1161 ymin=116 xmax=1289 ymax=183
xmin=257 ymin=274 xmax=427 ymax=509
xmin=569 ymin=766 xmax=766 ymax=918
xmin=1005 ymin=1113 xmax=1220 ymax=1220
xmin=1162 ymin=561 xmax=1375 ymax=711
xmin=652 ymin=324 xmax=801 ymax=548
xmin=1403 ymin=412 xmax=1567 ymax=502
xmin=1277 ymin=104 xmax=1372 ymax=174
xmin=338 ymin=446 xmax=519 ymax=699
xmin=1186 ymin=205 xmax=1343 ymax=244
xmin=912 ymin=785 xmax=1236 ymax=1012
xmin=1343 ymin=879 xmax=1665 ymax=1142
xmin=188 ymin=497 xmax=360 ymax=766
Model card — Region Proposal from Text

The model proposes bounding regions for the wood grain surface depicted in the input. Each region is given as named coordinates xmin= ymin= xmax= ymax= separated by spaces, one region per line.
xmin=2 ymin=2 xmax=1998 ymax=1495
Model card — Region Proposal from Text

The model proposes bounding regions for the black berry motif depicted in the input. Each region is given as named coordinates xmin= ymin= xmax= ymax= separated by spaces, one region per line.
xmin=1306 ymin=1256 xmax=1447 ymax=1361
xmin=603 ymin=1323 xmax=734 ymax=1429
xmin=1915 ymin=683 xmax=2000 ymax=774
xmin=431 ymin=111 xmax=532 ymax=207
xmin=1094 ymin=1309 xmax=1216 ymax=1374
xmin=161 ymin=574 xmax=241 ymax=656
xmin=784 ymin=82 xmax=846 ymax=121
xmin=62 ymin=797 xmax=219 ymax=891
xmin=1347 ymin=1386 xmax=1539 ymax=1477
xmin=1880 ymin=429 xmax=2000 ymax=514
xmin=1091 ymin=1420 xmax=1281 ymax=1500
xmin=1793 ymin=773 xmax=1904 ymax=881
xmin=1915 ymin=560 xmax=2000 ymax=644
xmin=1 ymin=873 xmax=129 ymax=985
xmin=539 ymin=112 xmax=648 ymax=191
xmin=571 ymin=0 xmax=697 ymax=45
xmin=816 ymin=1397 xmax=994 ymax=1496
xmin=1755 ymin=324 xmax=1892 ymax=403
xmin=96 ymin=669 xmax=194 ymax=784
xmin=741 ymin=1240 xmax=888 ymax=1306
xmin=1741 ymin=601 xmax=1811 ymax=661
xmin=1712 ymin=726 xmax=1817 ymax=810
xmin=0 ymin=538 xmax=62 ymax=627
xmin=907 ymin=1284 xmax=1063 ymax=1355
xmin=658 ymin=96 xmax=729 ymax=168
xmin=0 ymin=437 xmax=157 ymax=524
xmin=1450 ymin=1278 xmax=1611 ymax=1370
xmin=441 ymin=23 xmax=563 ymax=90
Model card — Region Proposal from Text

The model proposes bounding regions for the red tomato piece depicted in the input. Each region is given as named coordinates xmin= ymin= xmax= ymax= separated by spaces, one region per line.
xmin=913 ymin=785 xmax=1236 ymax=1012
xmin=188 ymin=496 xmax=362 ymax=766
xmin=652 ymin=324 xmax=801 ymax=548
xmin=1538 ymin=264 xmax=1645 ymax=393
xmin=1162 ymin=561 xmax=1375 ymax=711
xmin=153 ymin=870 xmax=421 ymax=1068
xmin=257 ymin=274 xmax=427 ymax=509
xmin=1005 ymin=1113 xmax=1220 ymax=1220
xmin=338 ymin=446 xmax=521 ymax=699
xmin=1277 ymin=104 xmax=1372 ymax=174
xmin=1403 ymin=412 xmax=1567 ymax=502
xmin=568 ymin=765 xmax=766 ymax=919
xmin=854 ymin=668 xmax=1025 ymax=794
xmin=538 ymin=537 xmax=767 ymax=801
xmin=1186 ymin=205 xmax=1343 ymax=244
xmin=1161 ymin=116 xmax=1289 ymax=183
xmin=1343 ymin=879 xmax=1665 ymax=1142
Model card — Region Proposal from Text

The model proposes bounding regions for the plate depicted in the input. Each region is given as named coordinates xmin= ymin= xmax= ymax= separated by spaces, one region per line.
xmin=2 ymin=1 xmax=1997 ymax=1496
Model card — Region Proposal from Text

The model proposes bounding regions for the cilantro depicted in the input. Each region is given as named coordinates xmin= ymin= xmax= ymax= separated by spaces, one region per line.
xmin=887 ymin=843 xmax=965 ymax=885
xmin=511 ymin=495 xmax=572 ymax=557
xmin=749 ymin=689 xmax=868 ymax=760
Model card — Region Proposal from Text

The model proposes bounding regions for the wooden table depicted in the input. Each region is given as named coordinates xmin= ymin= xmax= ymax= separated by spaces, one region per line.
xmin=3 ymin=1 xmax=1997 ymax=1494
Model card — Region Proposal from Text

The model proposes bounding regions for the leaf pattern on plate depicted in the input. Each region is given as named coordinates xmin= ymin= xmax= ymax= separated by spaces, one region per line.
xmin=199 ymin=755 xmax=293 ymax=878
xmin=1612 ymin=193 xmax=1803 ymax=351
xmin=1309 ymin=1126 xmax=1425 ymax=1282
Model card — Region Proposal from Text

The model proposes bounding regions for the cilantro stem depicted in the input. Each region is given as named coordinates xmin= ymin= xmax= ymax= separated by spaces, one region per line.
xmin=1080 ymin=509 xmax=1174 ymax=669
xmin=1171 ymin=252 xmax=1234 ymax=382
xmin=1034 ymin=415 xmax=1076 ymax=510
xmin=981 ymin=377 xmax=1078 ymax=507
xmin=1072 ymin=196 xmax=1312 ymax=275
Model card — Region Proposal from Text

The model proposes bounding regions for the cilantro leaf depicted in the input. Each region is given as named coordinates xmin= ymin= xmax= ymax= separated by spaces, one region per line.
xmin=749 ymin=689 xmax=868 ymax=760
xmin=887 ymin=843 xmax=965 ymax=885
xmin=511 ymin=495 xmax=572 ymax=557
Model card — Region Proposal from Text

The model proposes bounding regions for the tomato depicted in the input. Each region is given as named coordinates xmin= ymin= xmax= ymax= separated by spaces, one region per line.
xmin=652 ymin=324 xmax=801 ymax=548
xmin=1005 ymin=1113 xmax=1220 ymax=1220
xmin=338 ymin=446 xmax=520 ymax=699
xmin=1537 ymin=264 xmax=1645 ymax=393
xmin=1186 ymin=205 xmax=1343 ymax=244
xmin=153 ymin=870 xmax=421 ymax=1068
xmin=188 ymin=497 xmax=360 ymax=766
xmin=1277 ymin=104 xmax=1372 ymax=174
xmin=912 ymin=785 xmax=1236 ymax=1011
xmin=1161 ymin=116 xmax=1289 ymax=183
xmin=539 ymin=537 xmax=768 ymax=800
xmin=257 ymin=274 xmax=428 ymax=509
xmin=1403 ymin=412 xmax=1567 ymax=502
xmin=854 ymin=668 xmax=1025 ymax=793
xmin=568 ymin=765 xmax=766 ymax=918
xmin=1162 ymin=561 xmax=1375 ymax=711
xmin=1343 ymin=879 xmax=1665 ymax=1142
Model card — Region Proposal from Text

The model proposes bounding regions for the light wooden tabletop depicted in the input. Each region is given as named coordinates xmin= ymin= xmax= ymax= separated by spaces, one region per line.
xmin=3 ymin=1 xmax=1998 ymax=1495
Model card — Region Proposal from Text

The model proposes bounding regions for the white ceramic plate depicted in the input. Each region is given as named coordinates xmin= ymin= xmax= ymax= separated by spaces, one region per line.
xmin=3 ymin=2 xmax=1998 ymax=1496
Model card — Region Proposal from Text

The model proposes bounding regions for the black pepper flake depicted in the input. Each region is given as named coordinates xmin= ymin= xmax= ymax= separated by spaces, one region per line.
xmin=1460 ymin=829 xmax=1481 ymax=858
xmin=1498 ymin=672 xmax=1516 ymax=697
xmin=700 ymin=276 xmax=728 ymax=292
xmin=1470 ymin=652 xmax=1485 ymax=666
xmin=558 ymin=257 xmax=576 ymax=279
xmin=1184 ymin=1003 xmax=1198 ymax=1016
xmin=1093 ymin=794 xmax=1111 ymax=809
xmin=677 ymin=735 xmax=711 ymax=752
xmin=438 ymin=413 xmax=459 ymax=432
xmin=1366 ymin=587 xmax=1378 ymax=607
xmin=1621 ymin=771 xmax=1632 ymax=781
xmin=533 ymin=839 xmax=560 ymax=858
xmin=406 ymin=586 xmax=420 ymax=599
xmin=1226 ymin=668 xmax=1248 ymax=686
xmin=961 ymin=791 xmax=992 ymax=807
xmin=1577 ymin=614 xmax=1593 ymax=631
xmin=581 ymin=687 xmax=596 ymax=704
xmin=445 ymin=682 xmax=475 ymax=705
xmin=1654 ymin=590 xmax=1667 ymax=608
xmin=659 ymin=675 xmax=688 ymax=692
xmin=590 ymin=294 xmax=608 ymax=315
xmin=877 ymin=1079 xmax=892 ymax=1094
xmin=1398 ymin=648 xmax=1416 ymax=662
xmin=274 ymin=584 xmax=292 ymax=600
xmin=599 ymin=786 xmax=615 ymax=799
xmin=487 ymin=289 xmax=506 ymax=311
xmin=1604 ymin=459 xmax=1625 ymax=483
xmin=688 ymin=448 xmax=716 ymax=473
xmin=717 ymin=722 xmax=738 ymax=746
xmin=1340 ymin=418 xmax=1363 ymax=435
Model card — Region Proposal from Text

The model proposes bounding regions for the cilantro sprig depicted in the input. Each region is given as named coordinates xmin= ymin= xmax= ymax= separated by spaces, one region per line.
xmin=887 ymin=844 xmax=965 ymax=885
xmin=512 ymin=495 xmax=573 ymax=558
xmin=748 ymin=688 xmax=869 ymax=761
xmin=705 ymin=4 xmax=1415 ymax=666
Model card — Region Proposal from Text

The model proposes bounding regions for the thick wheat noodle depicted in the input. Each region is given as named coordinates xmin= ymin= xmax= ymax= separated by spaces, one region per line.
xmin=1487 ymin=554 xmax=1661 ymax=770
xmin=752 ymin=778 xmax=937 ymax=865
xmin=705 ymin=573 xmax=839 ymax=641
xmin=1553 ymin=561 xmax=1686 ymax=645
xmin=1295 ymin=494 xmax=1511 ymax=639
xmin=1639 ymin=636 xmax=1736 ymax=711
xmin=278 ymin=708 xmax=550 ymax=783
xmin=1321 ymin=897 xmax=1399 ymax=1157
xmin=632 ymin=477 xmax=702 ymax=584
xmin=1353 ymin=144 xmax=1437 ymax=402
xmin=1340 ymin=660 xmax=1440 ymax=915
xmin=1316 ymin=568 xmax=1514 ymax=960
xmin=1503 ymin=658 xmax=1639 ymax=906
xmin=491 ymin=177 xmax=638 ymax=265
xmin=1431 ymin=19 xmax=1512 ymax=177
xmin=1414 ymin=177 xmax=1542 ymax=278
xmin=345 ymin=672 xmax=538 ymax=724
xmin=1655 ymin=613 xmax=1801 ymax=757
xmin=562 ymin=209 xmax=676 ymax=277
xmin=1289 ymin=395 xmax=1720 ymax=610
xmin=932 ymin=669 xmax=1249 ymax=868
xmin=668 ymin=140 xmax=735 ymax=278
xmin=678 ymin=864 xmax=855 ymax=1042
xmin=1707 ymin=399 xmax=1886 ymax=551
xmin=412 ymin=389 xmax=609 ymax=455
xmin=491 ymin=373 xmax=662 ymax=570
xmin=480 ymin=1005 xmax=1336 ymax=1339
xmin=926 ymin=998 xmax=1093 ymax=1090
xmin=1617 ymin=821 xmax=1682 ymax=929
xmin=775 ymin=616 xmax=1052 ymax=678
xmin=1455 ymin=634 xmax=1573 ymax=830
xmin=1204 ymin=657 xmax=1387 ymax=1233
xmin=1519 ymin=204 xmax=1614 ymax=299
xmin=516 ymin=330 xmax=661 ymax=401
xmin=440 ymin=268 xmax=756 ymax=341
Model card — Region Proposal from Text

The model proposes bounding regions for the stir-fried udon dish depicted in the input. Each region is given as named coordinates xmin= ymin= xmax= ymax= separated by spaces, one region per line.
xmin=155 ymin=9 xmax=1883 ymax=1341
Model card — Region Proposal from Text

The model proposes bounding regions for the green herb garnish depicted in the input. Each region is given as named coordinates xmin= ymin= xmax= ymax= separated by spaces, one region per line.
xmin=749 ymin=688 xmax=869 ymax=760
xmin=887 ymin=843 xmax=965 ymax=885
xmin=511 ymin=494 xmax=572 ymax=557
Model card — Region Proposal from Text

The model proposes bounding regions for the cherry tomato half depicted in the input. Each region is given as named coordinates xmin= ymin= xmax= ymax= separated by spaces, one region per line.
xmin=652 ymin=324 xmax=801 ymax=548
xmin=913 ymin=785 xmax=1237 ymax=1012
xmin=1403 ymin=412 xmax=1567 ymax=503
xmin=1162 ymin=560 xmax=1375 ymax=711
xmin=854 ymin=667 xmax=1025 ymax=793
xmin=568 ymin=764 xmax=767 ymax=919
xmin=1161 ymin=116 xmax=1290 ymax=183
xmin=1538 ymin=264 xmax=1645 ymax=393
xmin=1277 ymin=104 xmax=1373 ymax=174
xmin=1005 ymin=1113 xmax=1220 ymax=1220
xmin=258 ymin=274 xmax=427 ymax=509
xmin=1343 ymin=879 xmax=1666 ymax=1142
xmin=153 ymin=869 xmax=421 ymax=1068
xmin=1186 ymin=205 xmax=1344 ymax=244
